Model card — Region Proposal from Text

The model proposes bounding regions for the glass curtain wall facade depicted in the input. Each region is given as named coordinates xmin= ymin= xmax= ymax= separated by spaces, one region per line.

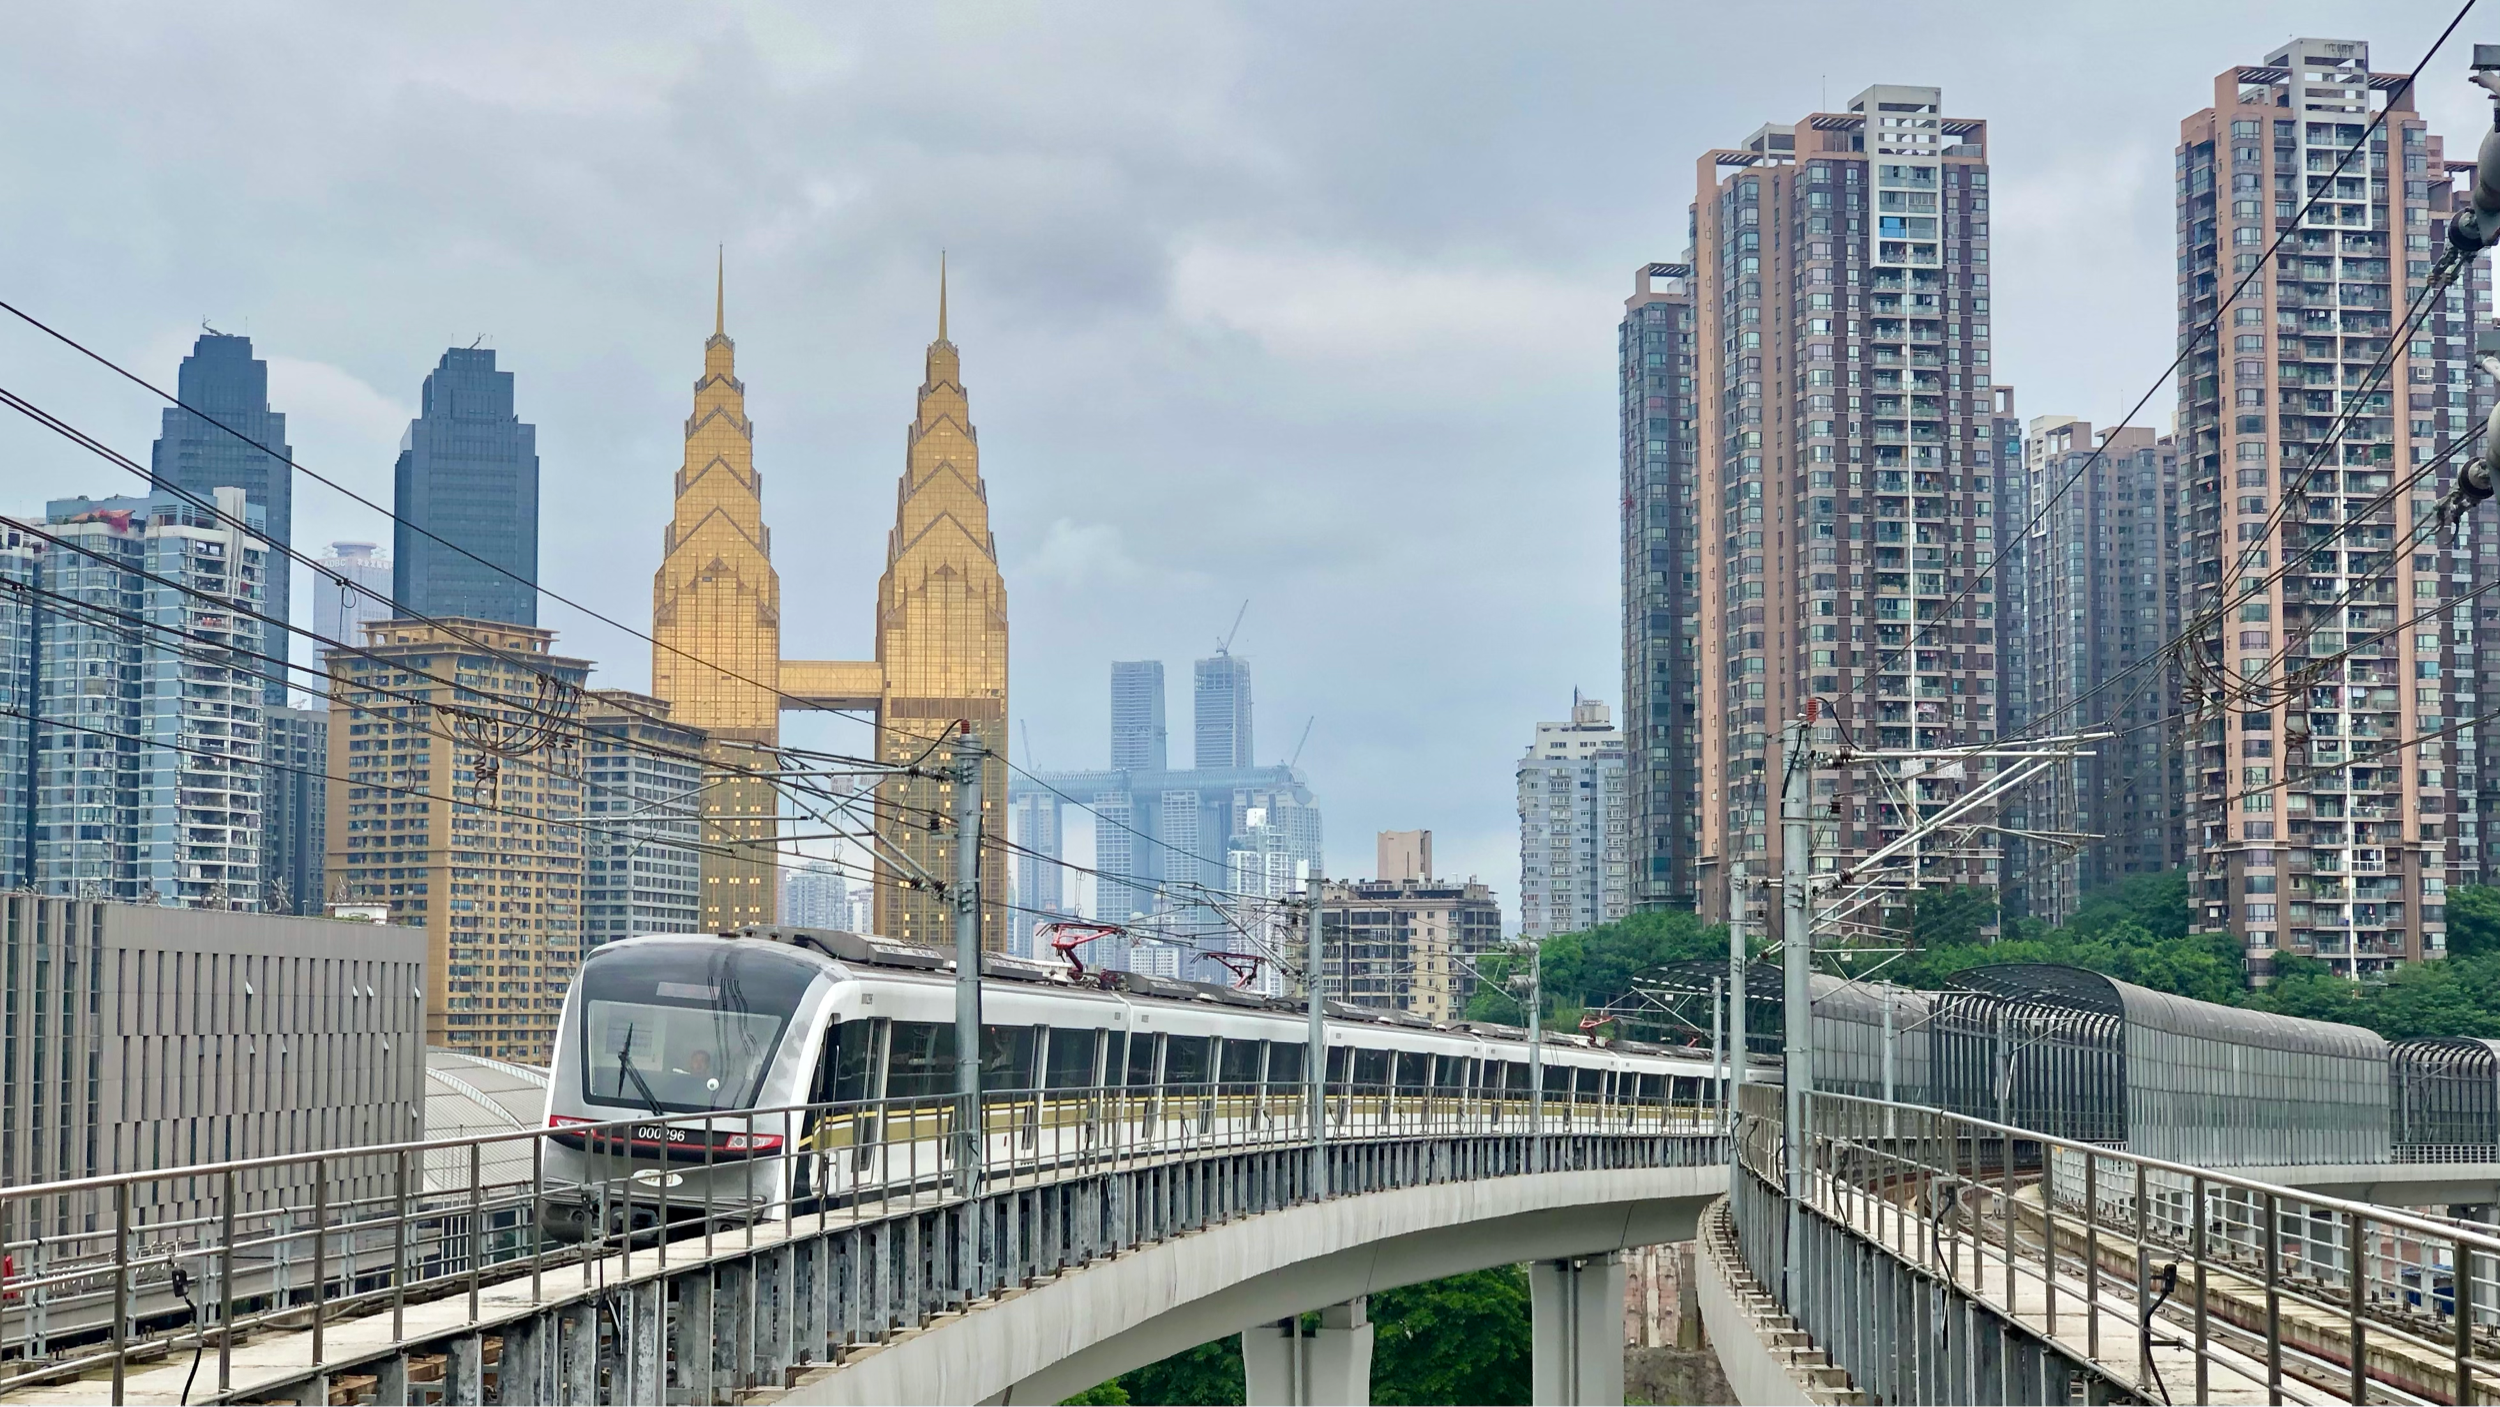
xmin=2177 ymin=39 xmax=2487 ymax=978
xmin=1111 ymin=660 xmax=1167 ymax=771
xmin=262 ymin=706 xmax=327 ymax=914
xmin=393 ymin=348 xmax=540 ymax=627
xmin=1693 ymin=85 xmax=2005 ymax=927
xmin=1194 ymin=654 xmax=1253 ymax=769
xmin=148 ymin=334 xmax=292 ymax=706
xmin=1620 ymin=263 xmax=1701 ymax=910
xmin=312 ymin=541 xmax=393 ymax=649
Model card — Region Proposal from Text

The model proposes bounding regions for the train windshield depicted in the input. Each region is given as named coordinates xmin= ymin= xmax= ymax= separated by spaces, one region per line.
xmin=577 ymin=942 xmax=820 ymax=1114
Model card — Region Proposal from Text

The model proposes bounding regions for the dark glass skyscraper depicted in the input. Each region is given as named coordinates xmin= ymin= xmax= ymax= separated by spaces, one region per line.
xmin=150 ymin=333 xmax=292 ymax=703
xmin=394 ymin=348 xmax=539 ymax=625
xmin=1193 ymin=654 xmax=1252 ymax=768
xmin=1110 ymin=660 xmax=1167 ymax=771
xmin=1619 ymin=263 xmax=1699 ymax=910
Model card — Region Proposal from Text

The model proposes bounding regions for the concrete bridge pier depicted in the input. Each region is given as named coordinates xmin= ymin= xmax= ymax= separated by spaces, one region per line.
xmin=1529 ymin=1252 xmax=1625 ymax=1406
xmin=1241 ymin=1298 xmax=1375 ymax=1405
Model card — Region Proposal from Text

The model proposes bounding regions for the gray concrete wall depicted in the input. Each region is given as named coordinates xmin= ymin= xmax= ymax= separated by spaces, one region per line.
xmin=0 ymin=895 xmax=427 ymax=1221
xmin=1692 ymin=1201 xmax=1816 ymax=1407
xmin=780 ymin=1164 xmax=1721 ymax=1406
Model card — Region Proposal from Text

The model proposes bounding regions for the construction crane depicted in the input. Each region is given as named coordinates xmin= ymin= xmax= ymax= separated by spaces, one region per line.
xmin=1214 ymin=600 xmax=1248 ymax=656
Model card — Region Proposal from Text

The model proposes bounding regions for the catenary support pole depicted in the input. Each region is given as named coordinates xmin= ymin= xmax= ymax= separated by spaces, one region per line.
xmin=953 ymin=725 xmax=985 ymax=1198
xmin=1727 ymin=862 xmax=1746 ymax=1165
xmin=1709 ymin=975 xmax=1724 ymax=1133
xmin=1527 ymin=939 xmax=1544 ymax=1171
xmin=1308 ymin=864 xmax=1327 ymax=1197
xmin=1780 ymin=710 xmax=1814 ymax=1301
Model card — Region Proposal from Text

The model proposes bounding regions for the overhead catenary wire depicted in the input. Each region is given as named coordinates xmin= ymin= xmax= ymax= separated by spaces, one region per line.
xmin=8 ymin=572 xmax=1237 ymax=916
xmin=1841 ymin=0 xmax=2478 ymax=723
xmin=1996 ymin=426 xmax=2481 ymax=749
xmin=0 ymin=506 xmax=917 ymax=822
xmin=0 ymin=303 xmax=1263 ymax=895
xmin=7 ymin=560 xmax=1289 ymax=933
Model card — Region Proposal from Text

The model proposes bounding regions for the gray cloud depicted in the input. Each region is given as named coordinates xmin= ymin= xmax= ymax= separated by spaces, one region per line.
xmin=0 ymin=0 xmax=2487 ymax=911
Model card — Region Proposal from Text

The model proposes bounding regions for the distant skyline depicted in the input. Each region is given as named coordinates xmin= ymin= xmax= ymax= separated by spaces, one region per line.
xmin=0 ymin=2 xmax=2487 ymax=897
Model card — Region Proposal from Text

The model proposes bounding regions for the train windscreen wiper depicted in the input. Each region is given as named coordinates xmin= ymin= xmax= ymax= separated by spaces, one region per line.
xmin=615 ymin=1024 xmax=668 ymax=1120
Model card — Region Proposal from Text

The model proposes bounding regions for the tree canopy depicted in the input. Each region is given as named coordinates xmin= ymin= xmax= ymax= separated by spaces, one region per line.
xmin=1060 ymin=1268 xmax=1533 ymax=1405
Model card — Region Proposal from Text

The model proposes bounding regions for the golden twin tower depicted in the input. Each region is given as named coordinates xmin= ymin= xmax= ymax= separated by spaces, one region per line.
xmin=650 ymin=256 xmax=1009 ymax=948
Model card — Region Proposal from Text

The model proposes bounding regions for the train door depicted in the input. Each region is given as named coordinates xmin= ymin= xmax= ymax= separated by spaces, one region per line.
xmin=1431 ymin=1055 xmax=1465 ymax=1133
xmin=1043 ymin=1027 xmax=1098 ymax=1158
xmin=805 ymin=1017 xmax=885 ymax=1186
xmin=1098 ymin=1028 xmax=1127 ymax=1150
xmin=1267 ymin=1041 xmax=1305 ymax=1135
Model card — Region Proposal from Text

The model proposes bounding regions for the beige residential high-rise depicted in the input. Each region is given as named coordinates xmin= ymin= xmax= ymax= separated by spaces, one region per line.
xmin=2177 ymin=39 xmax=2490 ymax=979
xmin=1691 ymin=85 xmax=2006 ymax=930
xmin=325 ymin=618 xmax=589 ymax=1063
xmin=1318 ymin=878 xmax=1503 ymax=1023
xmin=1377 ymin=830 xmax=1433 ymax=882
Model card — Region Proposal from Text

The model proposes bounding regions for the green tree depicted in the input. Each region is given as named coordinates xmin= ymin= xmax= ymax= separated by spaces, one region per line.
xmin=1067 ymin=1268 xmax=1544 ymax=1406
xmin=2447 ymin=885 xmax=2500 ymax=959
xmin=1104 ymin=1336 xmax=1244 ymax=1406
xmin=1369 ymin=1267 xmax=1532 ymax=1406
xmin=1464 ymin=908 xmax=1729 ymax=1032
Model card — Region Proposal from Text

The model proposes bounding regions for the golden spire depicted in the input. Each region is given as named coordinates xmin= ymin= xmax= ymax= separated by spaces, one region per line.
xmin=653 ymin=266 xmax=778 ymax=929
xmin=874 ymin=262 xmax=1007 ymax=949
xmin=715 ymin=245 xmax=725 ymax=339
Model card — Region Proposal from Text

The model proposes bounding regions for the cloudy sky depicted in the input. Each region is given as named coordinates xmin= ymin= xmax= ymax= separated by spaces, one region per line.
xmin=1 ymin=2 xmax=2487 ymax=916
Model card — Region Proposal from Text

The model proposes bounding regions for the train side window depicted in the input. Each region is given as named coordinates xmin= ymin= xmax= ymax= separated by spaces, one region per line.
xmin=1577 ymin=1068 xmax=1604 ymax=1102
xmin=1101 ymin=1030 xmax=1126 ymax=1087
xmin=1432 ymin=1055 xmax=1464 ymax=1096
xmin=1045 ymin=1028 xmax=1098 ymax=1090
xmin=1268 ymin=1042 xmax=1305 ymax=1088
xmin=1353 ymin=1048 xmax=1391 ymax=1092
xmin=1543 ymin=1062 xmax=1572 ymax=1098
xmin=1125 ymin=1032 xmax=1161 ymax=1087
xmin=1646 ymin=1073 xmax=1670 ymax=1105
xmin=1395 ymin=1052 xmax=1429 ymax=1094
xmin=886 ymin=1021 xmax=955 ymax=1099
xmin=1166 ymin=1035 xmax=1212 ymax=1088
xmin=1506 ymin=1062 xmax=1531 ymax=1097
xmin=1325 ymin=1046 xmax=1349 ymax=1087
xmin=982 ymin=1024 xmax=1037 ymax=1093
xmin=1218 ymin=1039 xmax=1262 ymax=1095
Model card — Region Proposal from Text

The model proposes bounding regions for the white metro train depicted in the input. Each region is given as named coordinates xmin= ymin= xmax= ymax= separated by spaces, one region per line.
xmin=539 ymin=928 xmax=1724 ymax=1229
